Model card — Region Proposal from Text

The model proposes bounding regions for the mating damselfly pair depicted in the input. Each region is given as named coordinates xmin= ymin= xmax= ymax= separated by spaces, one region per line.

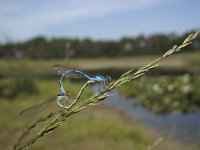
xmin=19 ymin=65 xmax=111 ymax=117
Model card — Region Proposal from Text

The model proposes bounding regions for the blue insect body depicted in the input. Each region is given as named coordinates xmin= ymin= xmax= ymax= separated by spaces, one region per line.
xmin=54 ymin=64 xmax=111 ymax=93
xmin=54 ymin=64 xmax=111 ymax=82
xmin=19 ymin=65 xmax=112 ymax=117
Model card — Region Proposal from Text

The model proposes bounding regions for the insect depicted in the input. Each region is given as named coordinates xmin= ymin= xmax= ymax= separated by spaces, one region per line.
xmin=19 ymin=65 xmax=111 ymax=117
xmin=53 ymin=64 xmax=111 ymax=92
xmin=19 ymin=69 xmax=75 ymax=117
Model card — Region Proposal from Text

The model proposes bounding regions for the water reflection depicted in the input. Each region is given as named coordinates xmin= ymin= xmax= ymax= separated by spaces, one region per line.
xmin=102 ymin=90 xmax=200 ymax=144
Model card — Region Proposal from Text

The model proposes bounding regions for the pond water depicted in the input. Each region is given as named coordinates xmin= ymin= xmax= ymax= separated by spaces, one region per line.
xmin=101 ymin=90 xmax=200 ymax=145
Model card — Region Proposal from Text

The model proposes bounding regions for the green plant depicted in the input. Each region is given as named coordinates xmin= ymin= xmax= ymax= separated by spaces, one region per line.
xmin=14 ymin=30 xmax=200 ymax=150
xmin=119 ymin=75 xmax=200 ymax=113
xmin=10 ymin=75 xmax=38 ymax=97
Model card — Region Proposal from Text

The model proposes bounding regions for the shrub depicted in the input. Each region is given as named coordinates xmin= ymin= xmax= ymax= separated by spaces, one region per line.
xmin=10 ymin=75 xmax=38 ymax=97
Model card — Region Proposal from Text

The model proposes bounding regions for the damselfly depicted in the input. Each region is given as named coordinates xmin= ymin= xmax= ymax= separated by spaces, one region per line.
xmin=19 ymin=65 xmax=111 ymax=117
xmin=53 ymin=64 xmax=111 ymax=92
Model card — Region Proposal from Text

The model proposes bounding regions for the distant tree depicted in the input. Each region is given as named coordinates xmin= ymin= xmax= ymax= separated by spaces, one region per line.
xmin=0 ymin=31 xmax=199 ymax=59
xmin=26 ymin=36 xmax=47 ymax=59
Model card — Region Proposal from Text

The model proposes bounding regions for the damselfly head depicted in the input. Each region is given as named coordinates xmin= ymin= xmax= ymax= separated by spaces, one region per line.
xmin=57 ymin=91 xmax=70 ymax=97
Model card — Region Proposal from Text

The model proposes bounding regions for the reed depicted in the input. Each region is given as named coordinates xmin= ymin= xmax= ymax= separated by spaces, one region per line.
xmin=14 ymin=30 xmax=200 ymax=150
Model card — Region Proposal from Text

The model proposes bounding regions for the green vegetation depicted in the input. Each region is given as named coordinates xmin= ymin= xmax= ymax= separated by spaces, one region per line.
xmin=0 ymin=31 xmax=200 ymax=59
xmin=119 ymin=75 xmax=200 ymax=113
xmin=10 ymin=75 xmax=38 ymax=97
xmin=1 ymin=52 xmax=200 ymax=78
xmin=12 ymin=30 xmax=199 ymax=149
xmin=0 ymin=75 xmax=38 ymax=99
xmin=0 ymin=79 xmax=197 ymax=150
xmin=0 ymin=31 xmax=199 ymax=150
xmin=0 ymin=79 xmax=154 ymax=150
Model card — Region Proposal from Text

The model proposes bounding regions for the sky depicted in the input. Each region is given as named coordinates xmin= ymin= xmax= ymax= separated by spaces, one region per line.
xmin=0 ymin=0 xmax=200 ymax=43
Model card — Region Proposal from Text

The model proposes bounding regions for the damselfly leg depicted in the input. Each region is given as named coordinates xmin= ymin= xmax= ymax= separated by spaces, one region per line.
xmin=97 ymin=76 xmax=111 ymax=93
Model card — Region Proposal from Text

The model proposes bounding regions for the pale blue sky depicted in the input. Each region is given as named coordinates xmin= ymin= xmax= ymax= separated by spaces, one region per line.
xmin=0 ymin=0 xmax=199 ymax=43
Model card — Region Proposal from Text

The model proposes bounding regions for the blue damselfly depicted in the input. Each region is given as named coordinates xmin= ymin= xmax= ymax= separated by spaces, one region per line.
xmin=53 ymin=64 xmax=111 ymax=92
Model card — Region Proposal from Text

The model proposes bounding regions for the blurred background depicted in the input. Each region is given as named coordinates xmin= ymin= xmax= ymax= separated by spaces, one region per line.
xmin=0 ymin=0 xmax=200 ymax=149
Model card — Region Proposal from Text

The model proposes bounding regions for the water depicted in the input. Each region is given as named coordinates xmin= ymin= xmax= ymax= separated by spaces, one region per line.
xmin=102 ymin=90 xmax=200 ymax=145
